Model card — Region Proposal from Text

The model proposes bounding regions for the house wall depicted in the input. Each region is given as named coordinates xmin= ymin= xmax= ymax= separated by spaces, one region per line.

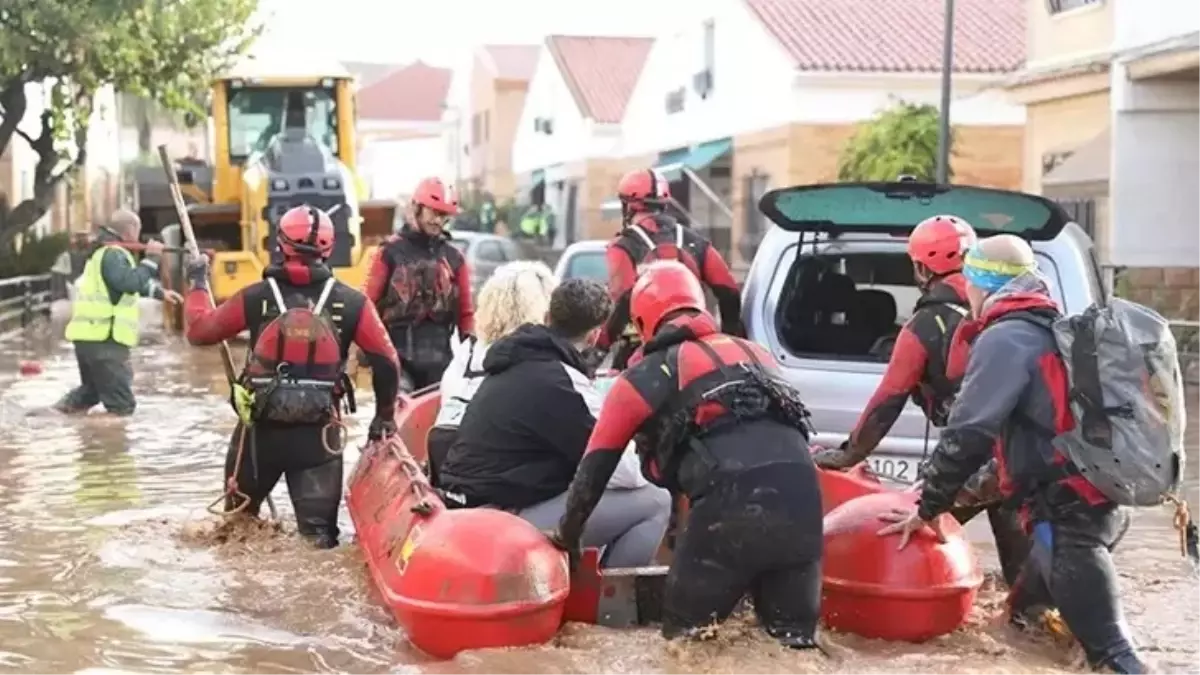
xmin=1024 ymin=0 xmax=1113 ymax=66
xmin=359 ymin=134 xmax=447 ymax=203
xmin=464 ymin=53 xmax=532 ymax=199
xmin=511 ymin=50 xmax=592 ymax=175
xmin=1113 ymin=0 xmax=1199 ymax=51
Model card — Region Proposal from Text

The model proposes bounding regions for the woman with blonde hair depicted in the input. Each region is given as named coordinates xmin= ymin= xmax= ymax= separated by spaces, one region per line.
xmin=427 ymin=260 xmax=558 ymax=482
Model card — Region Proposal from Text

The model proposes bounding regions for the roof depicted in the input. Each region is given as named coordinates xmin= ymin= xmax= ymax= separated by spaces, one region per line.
xmin=342 ymin=61 xmax=404 ymax=86
xmin=481 ymin=45 xmax=541 ymax=81
xmin=545 ymin=36 xmax=654 ymax=124
xmin=357 ymin=62 xmax=453 ymax=122
xmin=742 ymin=0 xmax=1025 ymax=74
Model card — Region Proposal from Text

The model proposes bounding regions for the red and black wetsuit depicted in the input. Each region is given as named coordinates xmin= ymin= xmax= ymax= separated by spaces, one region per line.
xmin=600 ymin=214 xmax=743 ymax=368
xmin=184 ymin=261 xmax=400 ymax=547
xmin=363 ymin=224 xmax=474 ymax=390
xmin=557 ymin=312 xmax=823 ymax=647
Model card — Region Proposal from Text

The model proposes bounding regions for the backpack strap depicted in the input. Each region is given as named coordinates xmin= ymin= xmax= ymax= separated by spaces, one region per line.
xmin=312 ymin=277 xmax=336 ymax=314
xmin=627 ymin=223 xmax=655 ymax=249
xmin=265 ymin=277 xmax=288 ymax=314
xmin=673 ymin=222 xmax=683 ymax=249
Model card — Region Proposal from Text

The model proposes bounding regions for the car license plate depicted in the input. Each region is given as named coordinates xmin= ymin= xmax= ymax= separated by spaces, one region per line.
xmin=867 ymin=456 xmax=923 ymax=483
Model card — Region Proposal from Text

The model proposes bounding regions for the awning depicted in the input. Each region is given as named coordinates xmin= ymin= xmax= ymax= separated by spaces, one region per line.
xmin=1043 ymin=129 xmax=1110 ymax=193
xmin=655 ymin=138 xmax=733 ymax=180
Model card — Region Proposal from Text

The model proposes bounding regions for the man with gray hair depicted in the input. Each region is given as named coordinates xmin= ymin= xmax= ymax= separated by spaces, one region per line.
xmin=56 ymin=210 xmax=182 ymax=416
xmin=879 ymin=234 xmax=1146 ymax=673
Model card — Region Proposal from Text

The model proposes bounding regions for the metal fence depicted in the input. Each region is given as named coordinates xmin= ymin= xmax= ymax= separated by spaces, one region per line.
xmin=0 ymin=275 xmax=52 ymax=340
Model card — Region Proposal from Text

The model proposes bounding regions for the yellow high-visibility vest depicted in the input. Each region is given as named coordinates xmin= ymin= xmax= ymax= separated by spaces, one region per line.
xmin=64 ymin=246 xmax=140 ymax=347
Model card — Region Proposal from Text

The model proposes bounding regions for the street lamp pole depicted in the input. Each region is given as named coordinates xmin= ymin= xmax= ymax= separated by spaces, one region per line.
xmin=936 ymin=0 xmax=955 ymax=184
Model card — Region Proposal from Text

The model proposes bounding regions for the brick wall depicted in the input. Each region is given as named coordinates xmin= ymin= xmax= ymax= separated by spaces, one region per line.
xmin=1117 ymin=267 xmax=1200 ymax=320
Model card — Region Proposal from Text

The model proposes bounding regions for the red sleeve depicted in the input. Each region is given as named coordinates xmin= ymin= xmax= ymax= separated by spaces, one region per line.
xmin=605 ymin=243 xmax=637 ymax=302
xmin=455 ymin=260 xmax=475 ymax=335
xmin=353 ymin=300 xmax=402 ymax=415
xmin=699 ymin=245 xmax=739 ymax=292
xmin=184 ymin=288 xmax=248 ymax=346
xmin=945 ymin=318 xmax=978 ymax=382
xmin=583 ymin=375 xmax=654 ymax=458
xmin=846 ymin=325 xmax=928 ymax=455
xmin=362 ymin=246 xmax=391 ymax=305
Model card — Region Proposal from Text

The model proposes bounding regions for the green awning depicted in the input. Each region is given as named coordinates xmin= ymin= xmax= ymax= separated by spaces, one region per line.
xmin=654 ymin=138 xmax=732 ymax=180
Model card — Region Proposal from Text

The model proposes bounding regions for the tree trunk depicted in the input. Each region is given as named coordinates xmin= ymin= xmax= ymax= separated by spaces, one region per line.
xmin=0 ymin=109 xmax=89 ymax=251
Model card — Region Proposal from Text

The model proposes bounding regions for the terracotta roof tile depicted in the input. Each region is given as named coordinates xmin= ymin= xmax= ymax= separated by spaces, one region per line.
xmin=482 ymin=45 xmax=540 ymax=81
xmin=743 ymin=0 xmax=1025 ymax=74
xmin=341 ymin=61 xmax=403 ymax=86
xmin=357 ymin=62 xmax=452 ymax=122
xmin=546 ymin=36 xmax=654 ymax=124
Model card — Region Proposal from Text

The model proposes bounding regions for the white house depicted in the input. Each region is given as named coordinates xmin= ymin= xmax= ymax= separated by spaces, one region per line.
xmin=511 ymin=35 xmax=653 ymax=243
xmin=617 ymin=0 xmax=1029 ymax=265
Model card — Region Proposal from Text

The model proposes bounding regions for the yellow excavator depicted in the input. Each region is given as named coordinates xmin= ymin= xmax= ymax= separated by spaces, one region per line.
xmin=134 ymin=58 xmax=398 ymax=328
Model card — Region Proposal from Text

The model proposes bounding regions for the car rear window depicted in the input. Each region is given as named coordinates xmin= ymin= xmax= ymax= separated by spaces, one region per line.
xmin=776 ymin=250 xmax=1065 ymax=362
xmin=564 ymin=251 xmax=608 ymax=282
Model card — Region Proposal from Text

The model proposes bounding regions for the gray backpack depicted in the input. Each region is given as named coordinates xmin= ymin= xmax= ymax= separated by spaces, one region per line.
xmin=1047 ymin=298 xmax=1187 ymax=506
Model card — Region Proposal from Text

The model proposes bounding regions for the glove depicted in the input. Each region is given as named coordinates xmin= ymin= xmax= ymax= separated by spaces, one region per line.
xmin=581 ymin=346 xmax=608 ymax=375
xmin=185 ymin=254 xmax=209 ymax=288
xmin=368 ymin=415 xmax=396 ymax=441
xmin=543 ymin=528 xmax=581 ymax=574
xmin=812 ymin=441 xmax=856 ymax=470
xmin=956 ymin=458 xmax=1001 ymax=507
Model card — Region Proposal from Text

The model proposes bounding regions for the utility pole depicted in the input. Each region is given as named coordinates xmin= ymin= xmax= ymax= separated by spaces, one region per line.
xmin=936 ymin=0 xmax=955 ymax=184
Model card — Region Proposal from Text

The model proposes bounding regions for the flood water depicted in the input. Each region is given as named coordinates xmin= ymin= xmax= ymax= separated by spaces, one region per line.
xmin=0 ymin=323 xmax=1197 ymax=674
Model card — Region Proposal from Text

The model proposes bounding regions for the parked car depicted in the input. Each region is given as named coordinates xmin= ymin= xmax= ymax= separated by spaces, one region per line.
xmin=742 ymin=180 xmax=1105 ymax=484
xmin=553 ymin=240 xmax=608 ymax=282
xmin=449 ymin=231 xmax=526 ymax=296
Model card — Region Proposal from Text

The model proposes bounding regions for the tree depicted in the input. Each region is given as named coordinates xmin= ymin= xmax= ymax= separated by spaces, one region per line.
xmin=836 ymin=101 xmax=953 ymax=183
xmin=0 ymin=0 xmax=260 ymax=249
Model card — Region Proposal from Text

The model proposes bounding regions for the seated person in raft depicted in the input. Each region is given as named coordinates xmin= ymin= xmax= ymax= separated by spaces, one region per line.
xmin=547 ymin=261 xmax=825 ymax=650
xmin=437 ymin=279 xmax=671 ymax=568
xmin=427 ymin=260 xmax=558 ymax=486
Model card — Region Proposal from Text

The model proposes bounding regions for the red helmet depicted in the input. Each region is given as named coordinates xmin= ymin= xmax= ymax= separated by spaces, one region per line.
xmin=907 ymin=215 xmax=977 ymax=275
xmin=278 ymin=205 xmax=335 ymax=259
xmin=617 ymin=169 xmax=670 ymax=215
xmin=412 ymin=176 xmax=459 ymax=215
xmin=630 ymin=260 xmax=707 ymax=341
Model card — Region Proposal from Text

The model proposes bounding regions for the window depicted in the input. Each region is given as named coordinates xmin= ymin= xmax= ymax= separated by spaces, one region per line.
xmin=476 ymin=240 xmax=506 ymax=263
xmin=226 ymin=85 xmax=338 ymax=162
xmin=776 ymin=249 xmax=1065 ymax=361
xmin=564 ymin=251 xmax=608 ymax=283
xmin=1046 ymin=0 xmax=1102 ymax=15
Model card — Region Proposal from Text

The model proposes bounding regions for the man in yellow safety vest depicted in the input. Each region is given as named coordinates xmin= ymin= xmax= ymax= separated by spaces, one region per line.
xmin=56 ymin=210 xmax=182 ymax=416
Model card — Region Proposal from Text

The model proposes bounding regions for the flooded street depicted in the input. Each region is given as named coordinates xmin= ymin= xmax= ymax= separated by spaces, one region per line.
xmin=0 ymin=327 xmax=1196 ymax=674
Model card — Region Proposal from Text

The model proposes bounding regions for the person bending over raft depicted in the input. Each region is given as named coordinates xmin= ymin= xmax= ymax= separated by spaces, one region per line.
xmin=183 ymin=205 xmax=401 ymax=548
xmin=813 ymin=215 xmax=1030 ymax=587
xmin=880 ymin=235 xmax=1147 ymax=673
xmin=438 ymin=279 xmax=671 ymax=568
xmin=428 ymin=260 xmax=558 ymax=486
xmin=549 ymin=261 xmax=824 ymax=649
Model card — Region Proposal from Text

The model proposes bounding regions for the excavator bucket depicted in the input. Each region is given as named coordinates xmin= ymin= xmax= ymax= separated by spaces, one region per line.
xmin=360 ymin=199 xmax=398 ymax=246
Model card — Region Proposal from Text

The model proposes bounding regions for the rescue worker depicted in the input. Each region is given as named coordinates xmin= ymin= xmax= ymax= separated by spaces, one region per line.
xmin=597 ymin=169 xmax=744 ymax=370
xmin=183 ymin=205 xmax=401 ymax=548
xmin=812 ymin=215 xmax=1031 ymax=586
xmin=363 ymin=177 xmax=474 ymax=390
xmin=879 ymin=235 xmax=1147 ymax=674
xmin=549 ymin=261 xmax=824 ymax=648
xmin=56 ymin=210 xmax=183 ymax=416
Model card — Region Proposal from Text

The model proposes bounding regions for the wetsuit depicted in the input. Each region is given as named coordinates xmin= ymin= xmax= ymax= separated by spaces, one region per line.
xmin=913 ymin=274 xmax=1145 ymax=674
xmin=184 ymin=261 xmax=400 ymax=547
xmin=557 ymin=312 xmax=823 ymax=646
xmin=363 ymin=224 xmax=474 ymax=390
xmin=599 ymin=214 xmax=743 ymax=369
xmin=815 ymin=273 xmax=1030 ymax=585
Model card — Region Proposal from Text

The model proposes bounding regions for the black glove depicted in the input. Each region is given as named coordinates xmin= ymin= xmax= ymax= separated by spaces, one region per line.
xmin=186 ymin=254 xmax=209 ymax=289
xmin=543 ymin=528 xmax=581 ymax=574
xmin=581 ymin=346 xmax=608 ymax=376
xmin=812 ymin=440 xmax=856 ymax=470
xmin=368 ymin=415 xmax=396 ymax=441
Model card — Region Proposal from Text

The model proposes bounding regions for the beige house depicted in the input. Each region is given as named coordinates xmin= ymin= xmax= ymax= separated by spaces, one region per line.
xmin=462 ymin=45 xmax=540 ymax=201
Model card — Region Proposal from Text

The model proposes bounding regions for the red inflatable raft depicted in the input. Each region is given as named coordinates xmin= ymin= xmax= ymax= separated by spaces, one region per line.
xmin=347 ymin=423 xmax=570 ymax=659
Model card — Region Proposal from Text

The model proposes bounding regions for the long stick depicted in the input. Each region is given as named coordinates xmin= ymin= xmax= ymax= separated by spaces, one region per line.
xmin=936 ymin=0 xmax=955 ymax=184
xmin=156 ymin=145 xmax=237 ymax=385
xmin=156 ymin=145 xmax=278 ymax=519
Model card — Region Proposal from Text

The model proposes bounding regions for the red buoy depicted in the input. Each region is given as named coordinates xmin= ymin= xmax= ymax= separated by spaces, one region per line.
xmin=18 ymin=360 xmax=42 ymax=376
xmin=347 ymin=434 xmax=569 ymax=659
xmin=815 ymin=462 xmax=887 ymax=514
xmin=821 ymin=491 xmax=983 ymax=642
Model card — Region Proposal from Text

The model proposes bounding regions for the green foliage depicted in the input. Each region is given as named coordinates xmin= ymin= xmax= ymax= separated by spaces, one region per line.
xmin=0 ymin=0 xmax=260 ymax=246
xmin=0 ymin=231 xmax=70 ymax=278
xmin=837 ymin=101 xmax=953 ymax=183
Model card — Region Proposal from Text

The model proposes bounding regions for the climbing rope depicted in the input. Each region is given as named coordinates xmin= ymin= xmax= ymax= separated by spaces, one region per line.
xmin=322 ymin=416 xmax=350 ymax=456
xmin=206 ymin=423 xmax=252 ymax=517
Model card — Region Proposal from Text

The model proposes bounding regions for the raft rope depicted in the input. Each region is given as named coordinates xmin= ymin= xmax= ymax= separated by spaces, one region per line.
xmin=207 ymin=423 xmax=254 ymax=518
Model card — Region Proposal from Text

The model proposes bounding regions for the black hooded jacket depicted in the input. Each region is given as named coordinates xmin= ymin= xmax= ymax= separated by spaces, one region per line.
xmin=437 ymin=324 xmax=603 ymax=510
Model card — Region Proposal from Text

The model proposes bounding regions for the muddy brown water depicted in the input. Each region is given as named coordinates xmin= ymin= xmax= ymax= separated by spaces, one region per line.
xmin=0 ymin=327 xmax=1196 ymax=674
